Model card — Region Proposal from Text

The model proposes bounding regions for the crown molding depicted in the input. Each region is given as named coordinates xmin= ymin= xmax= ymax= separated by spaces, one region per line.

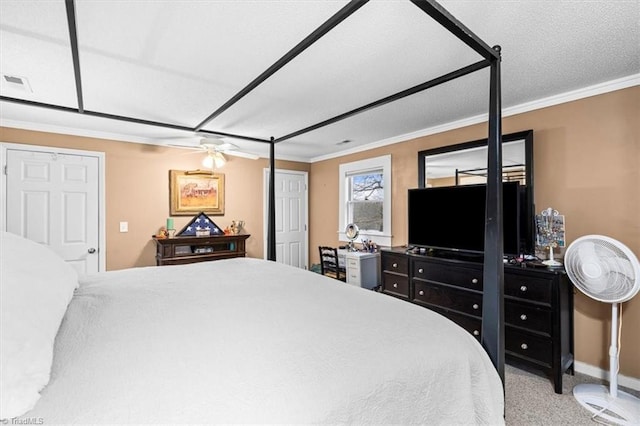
xmin=0 ymin=118 xmax=166 ymax=147
xmin=0 ymin=118 xmax=315 ymax=163
xmin=2 ymin=73 xmax=638 ymax=165
xmin=310 ymin=73 xmax=640 ymax=163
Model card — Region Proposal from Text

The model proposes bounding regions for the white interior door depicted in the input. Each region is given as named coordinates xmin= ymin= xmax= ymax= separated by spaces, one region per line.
xmin=264 ymin=169 xmax=308 ymax=269
xmin=3 ymin=145 xmax=103 ymax=274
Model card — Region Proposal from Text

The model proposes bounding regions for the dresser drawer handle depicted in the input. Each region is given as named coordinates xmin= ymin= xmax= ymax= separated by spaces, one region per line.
xmin=392 ymin=263 xmax=398 ymax=268
xmin=520 ymin=314 xmax=528 ymax=321
xmin=471 ymin=278 xmax=478 ymax=284
xmin=521 ymin=343 xmax=528 ymax=350
xmin=393 ymin=283 xmax=398 ymax=288
xmin=473 ymin=330 xmax=480 ymax=336
xmin=418 ymin=268 xmax=424 ymax=274
xmin=520 ymin=285 xmax=528 ymax=292
xmin=472 ymin=303 xmax=479 ymax=310
xmin=419 ymin=290 xmax=424 ymax=296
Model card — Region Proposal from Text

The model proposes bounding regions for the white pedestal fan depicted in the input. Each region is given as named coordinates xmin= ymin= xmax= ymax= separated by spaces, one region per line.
xmin=564 ymin=235 xmax=640 ymax=426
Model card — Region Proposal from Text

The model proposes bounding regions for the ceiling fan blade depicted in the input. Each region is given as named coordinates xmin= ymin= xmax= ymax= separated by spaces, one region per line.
xmin=167 ymin=143 xmax=202 ymax=151
xmin=199 ymin=138 xmax=237 ymax=150
xmin=224 ymin=150 xmax=260 ymax=160
xmin=160 ymin=136 xmax=258 ymax=160
xmin=157 ymin=135 xmax=197 ymax=140
xmin=217 ymin=142 xmax=239 ymax=151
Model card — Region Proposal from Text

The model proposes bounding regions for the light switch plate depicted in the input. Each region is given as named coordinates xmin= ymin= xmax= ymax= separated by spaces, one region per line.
xmin=119 ymin=221 xmax=128 ymax=233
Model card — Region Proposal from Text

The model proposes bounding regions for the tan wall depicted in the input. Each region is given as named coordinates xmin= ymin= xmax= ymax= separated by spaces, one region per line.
xmin=309 ymin=86 xmax=640 ymax=379
xmin=0 ymin=128 xmax=309 ymax=269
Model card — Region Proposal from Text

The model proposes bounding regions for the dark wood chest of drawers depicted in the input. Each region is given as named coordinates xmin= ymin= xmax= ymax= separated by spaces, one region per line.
xmin=381 ymin=248 xmax=574 ymax=394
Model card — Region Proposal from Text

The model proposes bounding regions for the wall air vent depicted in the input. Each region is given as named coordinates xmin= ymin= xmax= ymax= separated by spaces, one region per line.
xmin=2 ymin=74 xmax=33 ymax=93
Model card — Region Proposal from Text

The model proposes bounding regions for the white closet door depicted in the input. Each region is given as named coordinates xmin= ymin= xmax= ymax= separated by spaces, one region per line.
xmin=6 ymin=148 xmax=100 ymax=274
xmin=264 ymin=169 xmax=308 ymax=269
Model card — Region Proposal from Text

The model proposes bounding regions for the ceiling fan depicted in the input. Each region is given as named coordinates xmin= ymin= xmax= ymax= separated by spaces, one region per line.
xmin=168 ymin=135 xmax=260 ymax=168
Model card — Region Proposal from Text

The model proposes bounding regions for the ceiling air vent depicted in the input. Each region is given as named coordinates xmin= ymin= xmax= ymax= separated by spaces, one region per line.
xmin=2 ymin=74 xmax=33 ymax=93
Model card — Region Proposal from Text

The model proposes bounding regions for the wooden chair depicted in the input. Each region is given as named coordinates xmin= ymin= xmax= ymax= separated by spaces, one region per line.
xmin=318 ymin=246 xmax=346 ymax=282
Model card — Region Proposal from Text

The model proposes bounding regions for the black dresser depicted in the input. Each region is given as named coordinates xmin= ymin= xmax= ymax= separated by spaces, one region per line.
xmin=381 ymin=247 xmax=574 ymax=394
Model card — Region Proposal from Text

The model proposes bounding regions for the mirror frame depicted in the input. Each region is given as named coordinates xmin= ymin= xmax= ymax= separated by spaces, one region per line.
xmin=417 ymin=129 xmax=535 ymax=253
xmin=345 ymin=223 xmax=360 ymax=241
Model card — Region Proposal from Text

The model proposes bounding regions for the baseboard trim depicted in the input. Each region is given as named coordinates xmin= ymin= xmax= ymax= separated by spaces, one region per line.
xmin=574 ymin=361 xmax=640 ymax=392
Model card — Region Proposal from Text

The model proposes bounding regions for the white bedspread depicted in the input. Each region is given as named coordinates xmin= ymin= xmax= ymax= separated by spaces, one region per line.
xmin=24 ymin=258 xmax=504 ymax=424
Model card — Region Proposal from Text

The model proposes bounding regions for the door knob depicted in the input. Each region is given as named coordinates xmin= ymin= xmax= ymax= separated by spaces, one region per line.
xmin=88 ymin=247 xmax=96 ymax=254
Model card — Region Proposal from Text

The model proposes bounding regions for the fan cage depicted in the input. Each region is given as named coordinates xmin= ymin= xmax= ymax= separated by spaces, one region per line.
xmin=565 ymin=235 xmax=640 ymax=303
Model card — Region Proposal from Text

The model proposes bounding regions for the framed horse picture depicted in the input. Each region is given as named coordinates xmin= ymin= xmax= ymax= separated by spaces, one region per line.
xmin=169 ymin=170 xmax=225 ymax=215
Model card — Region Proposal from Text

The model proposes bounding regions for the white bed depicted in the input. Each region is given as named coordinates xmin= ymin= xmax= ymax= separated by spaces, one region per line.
xmin=1 ymin=232 xmax=504 ymax=424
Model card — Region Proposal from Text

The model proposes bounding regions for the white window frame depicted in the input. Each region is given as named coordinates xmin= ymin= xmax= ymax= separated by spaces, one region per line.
xmin=338 ymin=155 xmax=391 ymax=247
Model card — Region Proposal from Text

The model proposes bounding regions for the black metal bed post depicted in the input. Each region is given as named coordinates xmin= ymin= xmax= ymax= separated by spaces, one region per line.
xmin=267 ymin=137 xmax=276 ymax=261
xmin=482 ymin=45 xmax=505 ymax=384
xmin=64 ymin=0 xmax=84 ymax=113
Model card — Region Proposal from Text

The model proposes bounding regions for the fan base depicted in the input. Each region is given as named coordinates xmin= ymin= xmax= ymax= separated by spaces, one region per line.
xmin=573 ymin=383 xmax=640 ymax=426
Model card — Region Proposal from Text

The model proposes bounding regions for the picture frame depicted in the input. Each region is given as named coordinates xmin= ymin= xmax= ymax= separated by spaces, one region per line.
xmin=169 ymin=170 xmax=225 ymax=216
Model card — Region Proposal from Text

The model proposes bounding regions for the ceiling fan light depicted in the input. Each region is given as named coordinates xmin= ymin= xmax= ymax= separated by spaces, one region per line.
xmin=213 ymin=152 xmax=226 ymax=168
xmin=202 ymin=154 xmax=215 ymax=169
xmin=202 ymin=152 xmax=226 ymax=169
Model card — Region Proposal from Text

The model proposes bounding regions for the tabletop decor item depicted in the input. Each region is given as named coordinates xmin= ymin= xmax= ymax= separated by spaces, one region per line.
xmin=345 ymin=223 xmax=360 ymax=252
xmin=536 ymin=207 xmax=565 ymax=266
xmin=230 ymin=220 xmax=245 ymax=235
xmin=176 ymin=212 xmax=223 ymax=237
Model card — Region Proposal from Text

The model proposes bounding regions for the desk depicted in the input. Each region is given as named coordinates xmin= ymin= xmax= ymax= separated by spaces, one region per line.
xmin=338 ymin=250 xmax=381 ymax=289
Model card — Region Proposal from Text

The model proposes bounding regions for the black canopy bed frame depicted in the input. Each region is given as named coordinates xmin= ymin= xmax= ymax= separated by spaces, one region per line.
xmin=1 ymin=0 xmax=506 ymax=383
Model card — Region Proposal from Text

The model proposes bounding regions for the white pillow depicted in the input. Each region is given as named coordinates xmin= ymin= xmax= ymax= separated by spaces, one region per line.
xmin=0 ymin=232 xmax=79 ymax=419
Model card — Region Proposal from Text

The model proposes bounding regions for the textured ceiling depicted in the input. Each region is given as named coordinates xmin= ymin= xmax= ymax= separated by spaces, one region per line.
xmin=0 ymin=0 xmax=638 ymax=162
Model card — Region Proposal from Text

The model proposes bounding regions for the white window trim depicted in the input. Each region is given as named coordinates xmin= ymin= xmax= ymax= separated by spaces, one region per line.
xmin=338 ymin=154 xmax=392 ymax=247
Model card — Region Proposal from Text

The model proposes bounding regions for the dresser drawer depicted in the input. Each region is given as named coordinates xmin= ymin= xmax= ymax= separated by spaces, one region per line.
xmin=505 ymin=273 xmax=552 ymax=304
xmin=347 ymin=269 xmax=361 ymax=283
xmin=413 ymin=281 xmax=482 ymax=318
xmin=506 ymin=328 xmax=552 ymax=366
xmin=439 ymin=310 xmax=482 ymax=341
xmin=382 ymin=273 xmax=409 ymax=299
xmin=413 ymin=260 xmax=483 ymax=292
xmin=346 ymin=257 xmax=360 ymax=270
xmin=505 ymin=300 xmax=552 ymax=335
xmin=346 ymin=257 xmax=360 ymax=283
xmin=382 ymin=253 xmax=409 ymax=275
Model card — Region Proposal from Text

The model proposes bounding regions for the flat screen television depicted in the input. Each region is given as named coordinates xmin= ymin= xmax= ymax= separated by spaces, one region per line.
xmin=408 ymin=182 xmax=529 ymax=256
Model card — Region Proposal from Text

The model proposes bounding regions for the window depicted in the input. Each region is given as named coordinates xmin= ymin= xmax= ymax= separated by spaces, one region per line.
xmin=338 ymin=155 xmax=391 ymax=247
xmin=348 ymin=172 xmax=383 ymax=231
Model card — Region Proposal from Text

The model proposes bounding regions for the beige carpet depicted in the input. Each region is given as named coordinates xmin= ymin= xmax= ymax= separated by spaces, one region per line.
xmin=505 ymin=364 xmax=640 ymax=425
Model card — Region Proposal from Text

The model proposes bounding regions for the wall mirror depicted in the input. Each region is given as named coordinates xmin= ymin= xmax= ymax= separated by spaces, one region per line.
xmin=417 ymin=129 xmax=535 ymax=253
xmin=418 ymin=130 xmax=533 ymax=189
